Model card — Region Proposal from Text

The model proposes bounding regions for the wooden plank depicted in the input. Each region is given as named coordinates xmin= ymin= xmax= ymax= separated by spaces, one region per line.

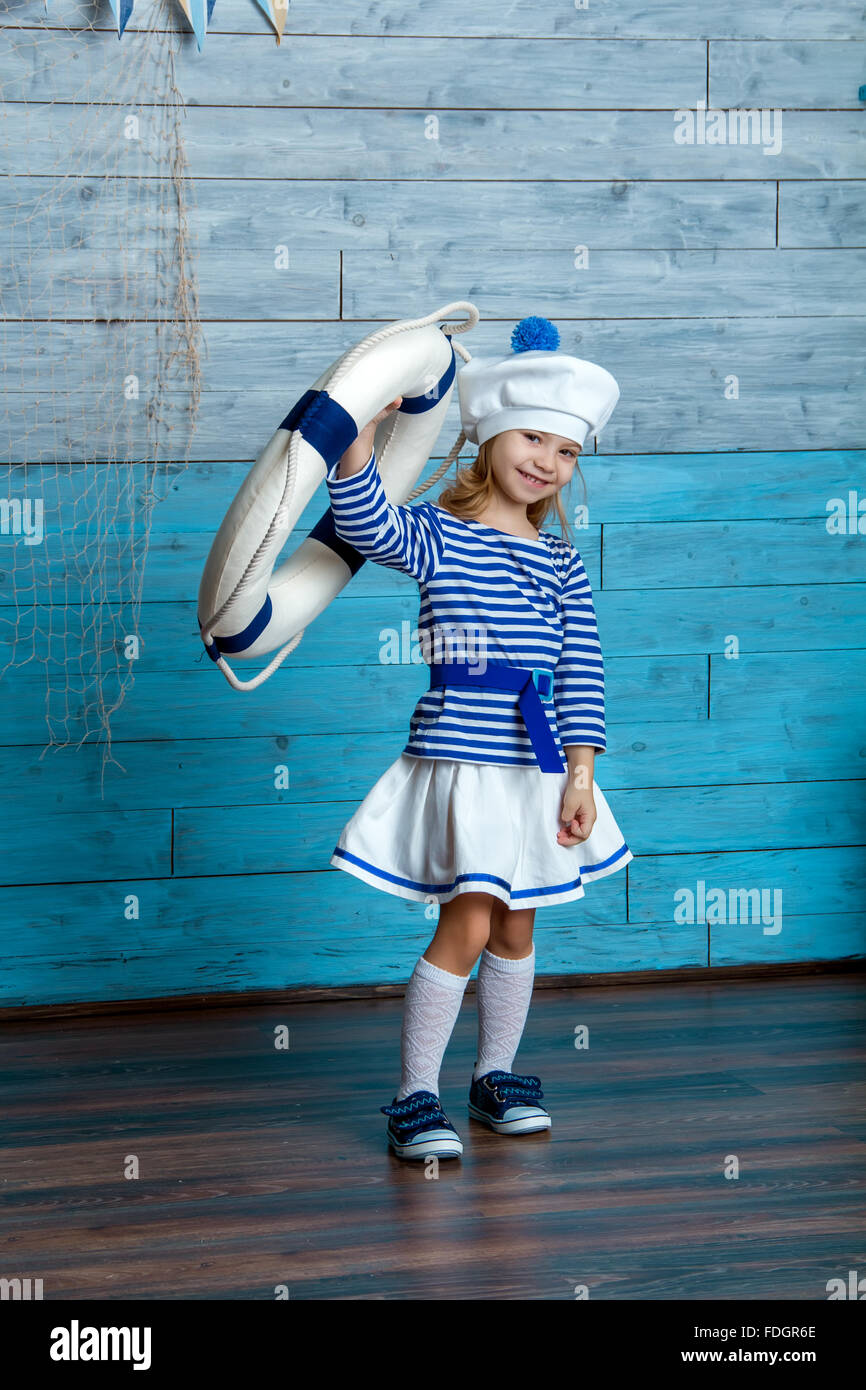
xmin=631 ymin=845 xmax=866 ymax=920
xmin=589 ymin=450 xmax=866 ymax=521
xmin=0 ymin=176 xmax=780 ymax=252
xmin=344 ymin=248 xmax=866 ymax=319
xmin=0 ymin=246 xmax=338 ymax=320
xmin=709 ymin=649 xmax=866 ymax=721
xmin=780 ymin=181 xmax=866 ymax=248
xmin=0 ymin=715 xmax=857 ymax=811
xmin=607 ymin=716 xmax=864 ymax=790
xmin=9 ymin=0 xmax=863 ymax=41
xmin=606 ymin=780 xmax=866 ymax=855
xmin=2 ymin=583 xmax=863 ymax=673
xmin=0 ymin=810 xmax=171 ymax=886
xmin=4 ymin=108 xmax=863 ymax=181
xmin=604 ymin=519 xmax=866 ymax=587
xmin=710 ymin=914 xmax=866 ymax=965
xmin=0 ymin=657 xmax=707 ymax=742
xmin=3 ymin=318 xmax=864 ymax=456
xmin=2 ymin=31 xmax=708 ymax=109
xmin=710 ymin=41 xmax=866 ymax=109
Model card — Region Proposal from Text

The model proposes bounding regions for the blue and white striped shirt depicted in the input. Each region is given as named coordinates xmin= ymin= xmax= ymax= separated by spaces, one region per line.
xmin=324 ymin=447 xmax=606 ymax=770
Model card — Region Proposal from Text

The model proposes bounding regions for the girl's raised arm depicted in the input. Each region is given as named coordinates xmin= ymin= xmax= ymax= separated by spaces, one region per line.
xmin=325 ymin=432 xmax=445 ymax=585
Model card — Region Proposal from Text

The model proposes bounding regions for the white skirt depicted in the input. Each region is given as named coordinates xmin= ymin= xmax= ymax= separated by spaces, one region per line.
xmin=329 ymin=753 xmax=634 ymax=910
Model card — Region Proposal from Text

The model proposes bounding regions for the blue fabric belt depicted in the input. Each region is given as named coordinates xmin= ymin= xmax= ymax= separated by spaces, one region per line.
xmin=427 ymin=658 xmax=566 ymax=773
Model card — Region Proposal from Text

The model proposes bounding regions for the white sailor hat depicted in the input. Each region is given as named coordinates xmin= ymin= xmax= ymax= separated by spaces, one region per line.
xmin=457 ymin=316 xmax=620 ymax=449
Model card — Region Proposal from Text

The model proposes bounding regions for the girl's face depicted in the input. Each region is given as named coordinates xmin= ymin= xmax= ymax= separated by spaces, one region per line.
xmin=488 ymin=428 xmax=581 ymax=505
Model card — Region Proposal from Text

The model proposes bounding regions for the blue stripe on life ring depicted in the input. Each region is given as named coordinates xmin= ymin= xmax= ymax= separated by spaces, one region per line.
xmin=278 ymin=390 xmax=358 ymax=467
xmin=198 ymin=593 xmax=273 ymax=660
xmin=399 ymin=340 xmax=456 ymax=412
xmin=279 ymin=388 xmax=319 ymax=433
xmin=308 ymin=509 xmax=367 ymax=575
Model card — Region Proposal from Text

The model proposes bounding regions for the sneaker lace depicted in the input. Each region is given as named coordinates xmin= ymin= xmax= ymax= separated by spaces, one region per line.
xmin=380 ymin=1092 xmax=450 ymax=1125
xmin=482 ymin=1069 xmax=545 ymax=1102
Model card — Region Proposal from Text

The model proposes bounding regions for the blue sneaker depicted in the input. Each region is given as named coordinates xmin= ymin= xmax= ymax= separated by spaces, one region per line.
xmin=380 ymin=1090 xmax=463 ymax=1160
xmin=468 ymin=1069 xmax=551 ymax=1135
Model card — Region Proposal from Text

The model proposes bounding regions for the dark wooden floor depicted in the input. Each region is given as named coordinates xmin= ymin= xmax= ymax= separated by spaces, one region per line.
xmin=1 ymin=973 xmax=864 ymax=1299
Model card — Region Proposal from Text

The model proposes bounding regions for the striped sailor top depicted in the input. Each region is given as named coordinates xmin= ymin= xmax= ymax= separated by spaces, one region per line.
xmin=324 ymin=447 xmax=607 ymax=770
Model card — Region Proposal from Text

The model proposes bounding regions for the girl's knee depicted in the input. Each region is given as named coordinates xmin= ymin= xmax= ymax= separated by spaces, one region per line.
xmin=489 ymin=904 xmax=535 ymax=956
xmin=428 ymin=893 xmax=495 ymax=968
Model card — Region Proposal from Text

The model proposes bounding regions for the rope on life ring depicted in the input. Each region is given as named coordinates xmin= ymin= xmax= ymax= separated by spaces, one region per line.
xmin=198 ymin=301 xmax=479 ymax=692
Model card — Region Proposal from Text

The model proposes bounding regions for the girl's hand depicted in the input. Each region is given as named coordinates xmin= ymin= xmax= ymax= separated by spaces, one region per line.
xmin=557 ymin=785 xmax=597 ymax=846
xmin=337 ymin=396 xmax=402 ymax=476
xmin=357 ymin=395 xmax=403 ymax=455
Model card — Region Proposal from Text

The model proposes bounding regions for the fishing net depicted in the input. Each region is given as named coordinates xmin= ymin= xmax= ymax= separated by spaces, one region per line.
xmin=0 ymin=0 xmax=202 ymax=791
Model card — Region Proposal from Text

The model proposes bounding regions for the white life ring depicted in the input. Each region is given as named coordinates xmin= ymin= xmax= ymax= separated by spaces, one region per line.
xmin=197 ymin=301 xmax=480 ymax=689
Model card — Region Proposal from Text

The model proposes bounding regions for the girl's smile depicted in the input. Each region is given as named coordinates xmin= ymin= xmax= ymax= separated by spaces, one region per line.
xmin=515 ymin=465 xmax=553 ymax=490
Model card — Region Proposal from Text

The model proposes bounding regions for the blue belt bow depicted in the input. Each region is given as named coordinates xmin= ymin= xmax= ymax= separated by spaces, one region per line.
xmin=427 ymin=658 xmax=565 ymax=773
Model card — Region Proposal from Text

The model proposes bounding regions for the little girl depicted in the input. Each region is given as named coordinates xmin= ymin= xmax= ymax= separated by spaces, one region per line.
xmin=324 ymin=315 xmax=633 ymax=1161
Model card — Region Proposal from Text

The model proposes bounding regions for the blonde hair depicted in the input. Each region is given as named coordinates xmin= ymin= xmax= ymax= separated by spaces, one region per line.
xmin=435 ymin=436 xmax=586 ymax=551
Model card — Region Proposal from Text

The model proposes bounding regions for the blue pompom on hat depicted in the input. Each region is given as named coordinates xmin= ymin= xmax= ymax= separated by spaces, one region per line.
xmin=457 ymin=314 xmax=620 ymax=449
xmin=510 ymin=315 xmax=561 ymax=354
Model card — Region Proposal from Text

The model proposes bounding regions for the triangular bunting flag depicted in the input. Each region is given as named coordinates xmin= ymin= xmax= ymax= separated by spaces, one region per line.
xmin=177 ymin=0 xmax=216 ymax=53
xmin=253 ymin=0 xmax=290 ymax=46
xmin=106 ymin=0 xmax=136 ymax=39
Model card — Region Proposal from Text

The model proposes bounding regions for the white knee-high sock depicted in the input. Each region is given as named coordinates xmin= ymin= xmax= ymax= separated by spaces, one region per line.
xmin=396 ymin=954 xmax=471 ymax=1100
xmin=472 ymin=945 xmax=536 ymax=1081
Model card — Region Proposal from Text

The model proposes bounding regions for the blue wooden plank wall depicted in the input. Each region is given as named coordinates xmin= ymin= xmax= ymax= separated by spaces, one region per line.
xmin=1 ymin=1 xmax=864 ymax=1006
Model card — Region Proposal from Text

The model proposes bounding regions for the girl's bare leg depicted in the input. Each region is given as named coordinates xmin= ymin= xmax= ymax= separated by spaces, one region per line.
xmin=488 ymin=897 xmax=536 ymax=959
xmin=423 ymin=892 xmax=497 ymax=975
